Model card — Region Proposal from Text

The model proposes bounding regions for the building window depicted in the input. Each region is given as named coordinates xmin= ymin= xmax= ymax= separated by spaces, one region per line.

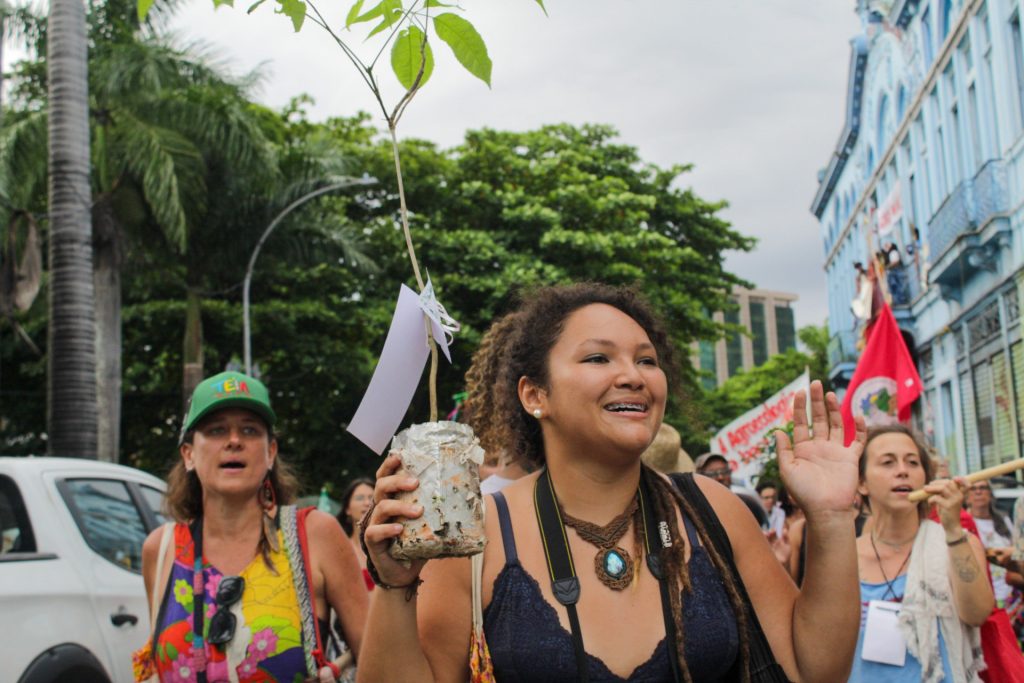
xmin=775 ymin=306 xmax=796 ymax=353
xmin=698 ymin=340 xmax=717 ymax=390
xmin=914 ymin=116 xmax=933 ymax=217
xmin=1010 ymin=13 xmax=1024 ymax=131
xmin=941 ymin=0 xmax=954 ymax=41
xmin=979 ymin=6 xmax=1000 ymax=155
xmin=922 ymin=7 xmax=934 ymax=66
xmin=909 ymin=172 xmax=921 ymax=226
xmin=974 ymin=361 xmax=997 ymax=468
xmin=931 ymin=93 xmax=949 ymax=195
xmin=944 ymin=64 xmax=964 ymax=185
xmin=725 ymin=309 xmax=743 ymax=377
xmin=967 ymin=84 xmax=983 ymax=167
xmin=750 ymin=300 xmax=768 ymax=366
xmin=940 ymin=382 xmax=957 ymax=462
xmin=877 ymin=93 xmax=891 ymax=160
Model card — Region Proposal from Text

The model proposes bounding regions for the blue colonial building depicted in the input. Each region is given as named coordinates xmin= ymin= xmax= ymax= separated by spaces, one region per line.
xmin=814 ymin=0 xmax=1024 ymax=474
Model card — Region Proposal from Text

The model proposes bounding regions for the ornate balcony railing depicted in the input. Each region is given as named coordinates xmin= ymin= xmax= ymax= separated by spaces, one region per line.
xmin=929 ymin=159 xmax=1009 ymax=261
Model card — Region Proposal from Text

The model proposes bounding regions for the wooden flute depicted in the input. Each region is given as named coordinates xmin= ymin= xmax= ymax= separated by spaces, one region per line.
xmin=907 ymin=458 xmax=1024 ymax=503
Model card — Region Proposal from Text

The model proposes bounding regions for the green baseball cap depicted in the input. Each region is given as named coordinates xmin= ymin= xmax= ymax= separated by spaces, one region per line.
xmin=180 ymin=371 xmax=276 ymax=440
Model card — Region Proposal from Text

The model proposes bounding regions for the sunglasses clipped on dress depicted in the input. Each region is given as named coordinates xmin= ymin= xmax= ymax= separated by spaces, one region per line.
xmin=207 ymin=575 xmax=245 ymax=647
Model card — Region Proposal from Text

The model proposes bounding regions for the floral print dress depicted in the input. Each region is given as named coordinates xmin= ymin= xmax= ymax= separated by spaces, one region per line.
xmin=152 ymin=523 xmax=308 ymax=683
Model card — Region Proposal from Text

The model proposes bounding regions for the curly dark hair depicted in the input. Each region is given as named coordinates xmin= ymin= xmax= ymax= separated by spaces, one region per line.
xmin=463 ymin=310 xmax=526 ymax=457
xmin=489 ymin=282 xmax=679 ymax=470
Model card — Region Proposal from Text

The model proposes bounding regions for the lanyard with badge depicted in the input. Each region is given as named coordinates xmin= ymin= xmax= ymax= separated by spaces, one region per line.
xmin=862 ymin=535 xmax=911 ymax=667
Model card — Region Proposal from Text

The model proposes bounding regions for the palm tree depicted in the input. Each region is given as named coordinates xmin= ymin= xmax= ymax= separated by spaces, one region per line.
xmin=46 ymin=0 xmax=97 ymax=457
xmin=4 ymin=0 xmax=276 ymax=459
xmin=88 ymin=37 xmax=277 ymax=458
xmin=3 ymin=5 xmax=375 ymax=458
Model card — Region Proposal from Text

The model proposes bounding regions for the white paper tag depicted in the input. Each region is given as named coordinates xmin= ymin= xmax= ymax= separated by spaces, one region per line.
xmin=347 ymin=285 xmax=432 ymax=454
xmin=861 ymin=600 xmax=907 ymax=667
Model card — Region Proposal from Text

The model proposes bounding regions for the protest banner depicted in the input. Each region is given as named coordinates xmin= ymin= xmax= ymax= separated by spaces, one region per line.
xmin=709 ymin=370 xmax=810 ymax=485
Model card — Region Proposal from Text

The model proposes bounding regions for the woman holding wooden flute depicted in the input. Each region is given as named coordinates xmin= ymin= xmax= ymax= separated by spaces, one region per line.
xmin=850 ymin=424 xmax=992 ymax=682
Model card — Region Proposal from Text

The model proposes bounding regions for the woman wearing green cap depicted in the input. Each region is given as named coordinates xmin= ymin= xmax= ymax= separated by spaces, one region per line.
xmin=136 ymin=371 xmax=367 ymax=683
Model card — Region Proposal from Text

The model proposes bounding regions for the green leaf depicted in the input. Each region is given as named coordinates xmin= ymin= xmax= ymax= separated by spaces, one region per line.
xmin=275 ymin=0 xmax=306 ymax=31
xmin=534 ymin=0 xmax=547 ymax=15
xmin=366 ymin=0 xmax=403 ymax=39
xmin=247 ymin=0 xmax=267 ymax=13
xmin=349 ymin=0 xmax=401 ymax=36
xmin=391 ymin=26 xmax=434 ymax=91
xmin=136 ymin=0 xmax=155 ymax=21
xmin=213 ymin=0 xmax=234 ymax=7
xmin=423 ymin=0 xmax=454 ymax=6
xmin=349 ymin=0 xmax=383 ymax=24
xmin=433 ymin=13 xmax=491 ymax=87
xmin=345 ymin=0 xmax=365 ymax=27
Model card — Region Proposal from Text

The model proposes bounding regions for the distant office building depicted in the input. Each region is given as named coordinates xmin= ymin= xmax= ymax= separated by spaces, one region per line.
xmin=813 ymin=0 xmax=1024 ymax=474
xmin=695 ymin=287 xmax=799 ymax=389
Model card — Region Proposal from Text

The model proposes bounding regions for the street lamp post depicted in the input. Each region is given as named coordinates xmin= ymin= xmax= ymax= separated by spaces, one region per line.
xmin=243 ymin=176 xmax=376 ymax=376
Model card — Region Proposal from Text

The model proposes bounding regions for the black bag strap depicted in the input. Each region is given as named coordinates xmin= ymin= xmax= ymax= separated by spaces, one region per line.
xmin=668 ymin=473 xmax=791 ymax=682
xmin=534 ymin=469 xmax=683 ymax=683
xmin=534 ymin=468 xmax=588 ymax=682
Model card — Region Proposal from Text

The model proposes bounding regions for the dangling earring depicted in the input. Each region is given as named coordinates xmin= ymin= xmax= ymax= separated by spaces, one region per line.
xmin=260 ymin=473 xmax=277 ymax=511
xmin=260 ymin=473 xmax=280 ymax=552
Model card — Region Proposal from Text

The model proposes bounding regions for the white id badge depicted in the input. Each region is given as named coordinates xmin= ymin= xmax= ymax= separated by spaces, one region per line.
xmin=861 ymin=600 xmax=907 ymax=666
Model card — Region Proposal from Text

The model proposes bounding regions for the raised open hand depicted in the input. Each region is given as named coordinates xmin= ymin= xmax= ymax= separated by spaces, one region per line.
xmin=774 ymin=380 xmax=866 ymax=517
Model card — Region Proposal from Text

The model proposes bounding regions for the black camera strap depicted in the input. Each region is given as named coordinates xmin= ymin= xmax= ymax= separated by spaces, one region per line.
xmin=534 ymin=468 xmax=681 ymax=683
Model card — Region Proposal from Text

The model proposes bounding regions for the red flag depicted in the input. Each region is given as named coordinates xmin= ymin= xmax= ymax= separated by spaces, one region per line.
xmin=840 ymin=303 xmax=923 ymax=446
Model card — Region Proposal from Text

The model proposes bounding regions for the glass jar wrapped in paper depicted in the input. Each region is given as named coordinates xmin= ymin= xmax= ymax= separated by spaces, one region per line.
xmin=388 ymin=421 xmax=486 ymax=560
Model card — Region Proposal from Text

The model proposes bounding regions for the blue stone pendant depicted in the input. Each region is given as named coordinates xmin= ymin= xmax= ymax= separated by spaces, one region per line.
xmin=605 ymin=550 xmax=626 ymax=577
xmin=595 ymin=546 xmax=634 ymax=590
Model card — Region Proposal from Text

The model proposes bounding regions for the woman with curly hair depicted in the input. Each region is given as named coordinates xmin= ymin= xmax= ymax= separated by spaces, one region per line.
xmin=358 ymin=283 xmax=865 ymax=682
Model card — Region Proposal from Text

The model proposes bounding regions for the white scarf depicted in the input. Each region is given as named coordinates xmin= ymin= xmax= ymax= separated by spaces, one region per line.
xmin=898 ymin=520 xmax=985 ymax=683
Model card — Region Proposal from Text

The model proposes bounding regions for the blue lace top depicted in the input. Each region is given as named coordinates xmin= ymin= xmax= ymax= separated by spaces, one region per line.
xmin=483 ymin=492 xmax=739 ymax=682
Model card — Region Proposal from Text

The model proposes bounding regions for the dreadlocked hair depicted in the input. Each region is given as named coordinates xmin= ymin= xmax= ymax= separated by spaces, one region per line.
xmin=463 ymin=310 xmax=526 ymax=456
xmin=641 ymin=465 xmax=752 ymax=682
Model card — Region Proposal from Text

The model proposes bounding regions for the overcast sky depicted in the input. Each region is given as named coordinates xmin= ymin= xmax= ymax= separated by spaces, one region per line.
xmin=14 ymin=1 xmax=866 ymax=329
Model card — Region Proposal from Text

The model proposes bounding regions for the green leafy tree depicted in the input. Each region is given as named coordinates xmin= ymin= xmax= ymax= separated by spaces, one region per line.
xmin=138 ymin=0 xmax=548 ymax=422
xmin=319 ymin=117 xmax=754 ymax=451
xmin=3 ymin=108 xmax=757 ymax=491
xmin=3 ymin=0 xmax=296 ymax=459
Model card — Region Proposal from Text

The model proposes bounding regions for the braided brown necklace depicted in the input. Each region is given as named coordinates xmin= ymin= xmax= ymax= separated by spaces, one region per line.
xmin=559 ymin=493 xmax=641 ymax=590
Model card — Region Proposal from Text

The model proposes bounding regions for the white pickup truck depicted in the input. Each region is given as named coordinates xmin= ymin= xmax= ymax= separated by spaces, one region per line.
xmin=0 ymin=457 xmax=167 ymax=683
